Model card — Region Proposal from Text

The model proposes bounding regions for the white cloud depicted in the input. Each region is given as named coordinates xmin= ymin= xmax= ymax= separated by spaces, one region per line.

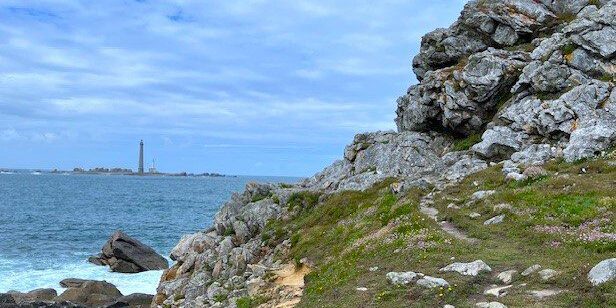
xmin=0 ymin=128 xmax=62 ymax=143
xmin=0 ymin=128 xmax=20 ymax=141
xmin=31 ymin=132 xmax=58 ymax=143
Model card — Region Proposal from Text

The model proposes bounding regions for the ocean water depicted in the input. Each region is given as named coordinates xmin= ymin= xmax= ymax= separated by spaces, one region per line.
xmin=0 ymin=172 xmax=298 ymax=295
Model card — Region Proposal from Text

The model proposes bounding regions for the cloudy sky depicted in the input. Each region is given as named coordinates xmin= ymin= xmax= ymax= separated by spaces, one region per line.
xmin=0 ymin=0 xmax=467 ymax=176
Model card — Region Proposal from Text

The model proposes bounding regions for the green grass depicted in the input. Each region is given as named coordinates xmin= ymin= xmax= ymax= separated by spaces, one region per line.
xmin=267 ymin=156 xmax=616 ymax=307
xmin=222 ymin=227 xmax=235 ymax=237
xmin=599 ymin=74 xmax=615 ymax=83
xmin=213 ymin=293 xmax=228 ymax=303
xmin=561 ymin=43 xmax=577 ymax=55
xmin=504 ymin=42 xmax=535 ymax=53
xmin=453 ymin=134 xmax=482 ymax=151
xmin=558 ymin=12 xmax=577 ymax=23
xmin=589 ymin=0 xmax=602 ymax=7
xmin=432 ymin=158 xmax=616 ymax=306
xmin=236 ymin=295 xmax=269 ymax=308
xmin=287 ymin=191 xmax=321 ymax=212
xmin=251 ymin=193 xmax=271 ymax=203
xmin=536 ymin=91 xmax=565 ymax=100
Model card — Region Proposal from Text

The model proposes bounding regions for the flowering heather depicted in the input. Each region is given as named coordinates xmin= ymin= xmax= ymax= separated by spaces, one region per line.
xmin=534 ymin=218 xmax=616 ymax=243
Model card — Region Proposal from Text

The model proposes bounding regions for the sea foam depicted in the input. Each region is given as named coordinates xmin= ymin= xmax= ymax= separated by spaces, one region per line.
xmin=0 ymin=257 xmax=164 ymax=295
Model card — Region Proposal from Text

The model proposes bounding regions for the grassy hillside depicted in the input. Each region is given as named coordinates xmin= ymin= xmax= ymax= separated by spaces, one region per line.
xmin=252 ymin=153 xmax=616 ymax=307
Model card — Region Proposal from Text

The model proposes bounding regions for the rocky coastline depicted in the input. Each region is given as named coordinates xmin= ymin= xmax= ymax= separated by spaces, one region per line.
xmin=3 ymin=0 xmax=615 ymax=307
xmin=151 ymin=0 xmax=616 ymax=307
xmin=0 ymin=279 xmax=154 ymax=308
xmin=0 ymin=231 xmax=165 ymax=308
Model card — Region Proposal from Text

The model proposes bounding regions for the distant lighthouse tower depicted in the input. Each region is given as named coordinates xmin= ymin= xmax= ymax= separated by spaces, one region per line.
xmin=138 ymin=140 xmax=144 ymax=175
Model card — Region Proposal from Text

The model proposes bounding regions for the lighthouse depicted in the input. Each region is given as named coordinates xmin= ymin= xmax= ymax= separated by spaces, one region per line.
xmin=138 ymin=140 xmax=144 ymax=175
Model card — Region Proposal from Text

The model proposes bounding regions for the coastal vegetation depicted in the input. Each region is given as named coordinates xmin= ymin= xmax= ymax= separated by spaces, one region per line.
xmin=256 ymin=154 xmax=616 ymax=307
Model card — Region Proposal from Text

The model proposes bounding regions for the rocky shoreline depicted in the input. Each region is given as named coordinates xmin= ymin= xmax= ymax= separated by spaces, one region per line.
xmin=151 ymin=0 xmax=616 ymax=307
xmin=3 ymin=0 xmax=615 ymax=307
xmin=0 ymin=279 xmax=153 ymax=308
xmin=0 ymin=231 xmax=165 ymax=308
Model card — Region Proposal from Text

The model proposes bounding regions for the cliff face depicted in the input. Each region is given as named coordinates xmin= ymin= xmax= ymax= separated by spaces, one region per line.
xmin=399 ymin=0 xmax=615 ymax=161
xmin=153 ymin=1 xmax=616 ymax=307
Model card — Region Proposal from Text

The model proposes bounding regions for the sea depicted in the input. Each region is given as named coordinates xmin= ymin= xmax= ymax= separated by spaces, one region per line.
xmin=0 ymin=171 xmax=299 ymax=295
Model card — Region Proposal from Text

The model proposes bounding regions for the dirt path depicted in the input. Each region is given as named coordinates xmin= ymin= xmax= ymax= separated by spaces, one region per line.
xmin=255 ymin=263 xmax=311 ymax=308
xmin=420 ymin=192 xmax=479 ymax=244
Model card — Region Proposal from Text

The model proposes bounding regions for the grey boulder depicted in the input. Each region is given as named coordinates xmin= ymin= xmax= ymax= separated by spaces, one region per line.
xmin=386 ymin=271 xmax=418 ymax=286
xmin=588 ymin=258 xmax=616 ymax=286
xmin=440 ymin=260 xmax=492 ymax=276
xmin=8 ymin=289 xmax=58 ymax=303
xmin=0 ymin=293 xmax=15 ymax=304
xmin=54 ymin=280 xmax=122 ymax=307
xmin=89 ymin=230 xmax=168 ymax=273
xmin=107 ymin=293 xmax=154 ymax=308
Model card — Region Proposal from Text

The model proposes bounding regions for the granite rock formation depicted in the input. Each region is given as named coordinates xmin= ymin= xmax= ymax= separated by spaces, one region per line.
xmin=89 ymin=230 xmax=169 ymax=273
xmin=153 ymin=1 xmax=616 ymax=307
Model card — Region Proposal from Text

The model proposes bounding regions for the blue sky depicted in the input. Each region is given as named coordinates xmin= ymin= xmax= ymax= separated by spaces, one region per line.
xmin=0 ymin=0 xmax=467 ymax=176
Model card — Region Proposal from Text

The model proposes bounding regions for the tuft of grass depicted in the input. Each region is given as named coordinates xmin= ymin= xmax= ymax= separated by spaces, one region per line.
xmin=290 ymin=233 xmax=301 ymax=247
xmin=599 ymin=73 xmax=615 ymax=83
xmin=279 ymin=183 xmax=295 ymax=189
xmin=536 ymin=91 xmax=565 ymax=101
xmin=251 ymin=193 xmax=271 ymax=203
xmin=452 ymin=133 xmax=482 ymax=151
xmin=222 ymin=227 xmax=235 ymax=237
xmin=558 ymin=12 xmax=577 ymax=23
xmin=504 ymin=42 xmax=535 ymax=52
xmin=236 ymin=296 xmax=269 ymax=308
xmin=561 ymin=43 xmax=577 ymax=55
xmin=287 ymin=191 xmax=321 ymax=211
xmin=213 ymin=293 xmax=228 ymax=303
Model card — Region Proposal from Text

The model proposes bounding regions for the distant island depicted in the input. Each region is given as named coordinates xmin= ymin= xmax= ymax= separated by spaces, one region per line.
xmin=51 ymin=168 xmax=230 ymax=177
xmin=45 ymin=140 xmax=232 ymax=177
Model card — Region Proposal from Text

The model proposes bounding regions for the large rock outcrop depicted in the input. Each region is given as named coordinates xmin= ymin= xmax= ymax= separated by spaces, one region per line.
xmin=399 ymin=48 xmax=530 ymax=135
xmin=400 ymin=0 xmax=616 ymax=167
xmin=154 ymin=182 xmax=301 ymax=307
xmin=154 ymin=1 xmax=616 ymax=307
xmin=54 ymin=280 xmax=122 ymax=307
xmin=89 ymin=230 xmax=169 ymax=273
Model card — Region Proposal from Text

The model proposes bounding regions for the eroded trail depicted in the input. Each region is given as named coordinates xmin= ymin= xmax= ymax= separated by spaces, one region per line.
xmin=261 ymin=264 xmax=311 ymax=308
xmin=419 ymin=191 xmax=479 ymax=244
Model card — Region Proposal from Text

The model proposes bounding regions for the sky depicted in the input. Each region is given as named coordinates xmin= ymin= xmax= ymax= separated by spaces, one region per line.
xmin=0 ymin=0 xmax=468 ymax=177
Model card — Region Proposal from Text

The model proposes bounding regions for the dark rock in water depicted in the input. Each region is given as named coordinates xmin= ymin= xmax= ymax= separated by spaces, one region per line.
xmin=87 ymin=254 xmax=105 ymax=266
xmin=54 ymin=280 xmax=122 ymax=307
xmin=106 ymin=293 xmax=154 ymax=308
xmin=26 ymin=289 xmax=58 ymax=302
xmin=59 ymin=278 xmax=90 ymax=289
xmin=8 ymin=289 xmax=58 ymax=303
xmin=109 ymin=259 xmax=141 ymax=274
xmin=0 ymin=293 xmax=16 ymax=304
xmin=89 ymin=230 xmax=168 ymax=273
